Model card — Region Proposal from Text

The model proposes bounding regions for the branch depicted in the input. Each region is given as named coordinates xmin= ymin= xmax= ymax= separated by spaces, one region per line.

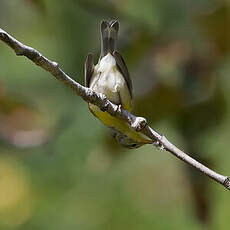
xmin=1 ymin=28 xmax=230 ymax=191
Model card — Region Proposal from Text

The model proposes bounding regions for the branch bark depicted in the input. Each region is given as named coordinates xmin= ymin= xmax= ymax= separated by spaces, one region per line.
xmin=1 ymin=28 xmax=230 ymax=191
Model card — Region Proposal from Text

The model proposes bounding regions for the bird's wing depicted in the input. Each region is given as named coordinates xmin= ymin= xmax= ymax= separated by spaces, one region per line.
xmin=113 ymin=50 xmax=133 ymax=98
xmin=84 ymin=53 xmax=94 ymax=87
xmin=117 ymin=82 xmax=132 ymax=112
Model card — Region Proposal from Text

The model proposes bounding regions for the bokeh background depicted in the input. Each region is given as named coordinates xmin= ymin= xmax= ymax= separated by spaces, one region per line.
xmin=0 ymin=0 xmax=230 ymax=229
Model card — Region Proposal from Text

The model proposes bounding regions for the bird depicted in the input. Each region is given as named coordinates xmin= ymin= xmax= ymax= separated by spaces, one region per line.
xmin=84 ymin=20 xmax=152 ymax=148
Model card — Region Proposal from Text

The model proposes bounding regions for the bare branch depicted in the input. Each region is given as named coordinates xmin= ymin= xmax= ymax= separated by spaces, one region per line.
xmin=0 ymin=27 xmax=229 ymax=191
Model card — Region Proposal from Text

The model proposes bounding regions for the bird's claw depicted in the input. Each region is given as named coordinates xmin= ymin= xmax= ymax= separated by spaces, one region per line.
xmin=117 ymin=104 xmax=122 ymax=113
xmin=131 ymin=117 xmax=147 ymax=132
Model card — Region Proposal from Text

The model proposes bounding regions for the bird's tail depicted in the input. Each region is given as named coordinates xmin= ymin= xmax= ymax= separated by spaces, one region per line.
xmin=100 ymin=20 xmax=119 ymax=59
xmin=108 ymin=20 xmax=119 ymax=54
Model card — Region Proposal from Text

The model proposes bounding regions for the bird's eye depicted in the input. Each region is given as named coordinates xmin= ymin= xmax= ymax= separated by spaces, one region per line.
xmin=131 ymin=144 xmax=137 ymax=148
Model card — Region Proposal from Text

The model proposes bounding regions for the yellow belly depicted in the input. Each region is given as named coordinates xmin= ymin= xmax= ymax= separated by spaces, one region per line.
xmin=89 ymin=104 xmax=151 ymax=144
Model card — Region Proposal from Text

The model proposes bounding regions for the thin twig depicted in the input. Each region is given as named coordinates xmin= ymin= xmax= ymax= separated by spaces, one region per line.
xmin=0 ymin=28 xmax=229 ymax=191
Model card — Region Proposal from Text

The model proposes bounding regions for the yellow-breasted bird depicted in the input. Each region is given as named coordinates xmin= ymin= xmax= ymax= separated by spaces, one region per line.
xmin=85 ymin=20 xmax=152 ymax=148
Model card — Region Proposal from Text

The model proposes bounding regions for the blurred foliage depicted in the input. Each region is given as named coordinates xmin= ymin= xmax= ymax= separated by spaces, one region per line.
xmin=0 ymin=0 xmax=230 ymax=229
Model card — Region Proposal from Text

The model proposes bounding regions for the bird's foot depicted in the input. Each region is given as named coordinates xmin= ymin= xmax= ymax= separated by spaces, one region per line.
xmin=131 ymin=117 xmax=147 ymax=132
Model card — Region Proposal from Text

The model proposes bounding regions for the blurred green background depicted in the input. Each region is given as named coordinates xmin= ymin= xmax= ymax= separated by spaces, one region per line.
xmin=0 ymin=0 xmax=230 ymax=229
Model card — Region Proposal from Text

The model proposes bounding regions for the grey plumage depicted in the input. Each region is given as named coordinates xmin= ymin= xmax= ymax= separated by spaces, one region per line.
xmin=84 ymin=53 xmax=94 ymax=88
xmin=100 ymin=20 xmax=109 ymax=59
xmin=113 ymin=50 xmax=132 ymax=97
xmin=108 ymin=20 xmax=119 ymax=55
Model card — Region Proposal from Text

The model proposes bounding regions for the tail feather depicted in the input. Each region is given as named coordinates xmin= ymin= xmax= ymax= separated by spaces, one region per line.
xmin=109 ymin=20 xmax=119 ymax=54
xmin=100 ymin=20 xmax=119 ymax=59
xmin=100 ymin=20 xmax=109 ymax=59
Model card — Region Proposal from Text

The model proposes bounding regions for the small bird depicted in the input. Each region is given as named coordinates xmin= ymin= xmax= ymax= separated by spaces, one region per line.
xmin=85 ymin=20 xmax=152 ymax=148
